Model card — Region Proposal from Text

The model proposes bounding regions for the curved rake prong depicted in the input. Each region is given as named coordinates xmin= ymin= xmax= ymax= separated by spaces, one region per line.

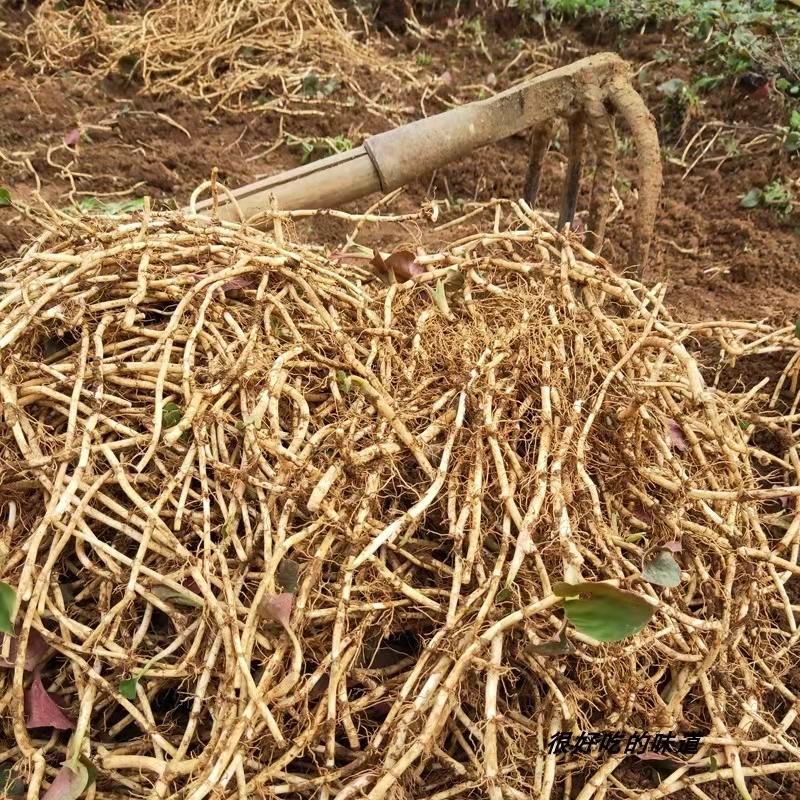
xmin=583 ymin=87 xmax=617 ymax=255
xmin=523 ymin=121 xmax=555 ymax=207
xmin=609 ymin=77 xmax=663 ymax=277
xmin=557 ymin=115 xmax=587 ymax=231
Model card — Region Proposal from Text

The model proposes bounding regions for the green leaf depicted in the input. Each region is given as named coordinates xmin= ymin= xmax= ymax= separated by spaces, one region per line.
xmin=161 ymin=401 xmax=182 ymax=428
xmin=0 ymin=188 xmax=11 ymax=207
xmin=432 ymin=279 xmax=449 ymax=315
xmin=495 ymin=587 xmax=512 ymax=603
xmin=119 ymin=677 xmax=138 ymax=700
xmin=0 ymin=766 xmax=25 ymax=796
xmin=77 ymin=196 xmax=144 ymax=216
xmin=790 ymin=109 xmax=800 ymax=132
xmin=707 ymin=755 xmax=718 ymax=772
xmin=795 ymin=318 xmax=800 ymax=340
xmin=739 ymin=188 xmax=762 ymax=209
xmin=277 ymin=558 xmax=300 ymax=594
xmin=624 ymin=532 xmax=647 ymax=544
xmin=657 ymin=78 xmax=685 ymax=97
xmin=553 ymin=581 xmax=654 ymax=643
xmin=642 ymin=549 xmax=681 ymax=588
xmin=0 ymin=582 xmax=16 ymax=636
xmin=335 ymin=370 xmax=352 ymax=395
xmin=302 ymin=73 xmax=320 ymax=97
xmin=785 ymin=131 xmax=800 ymax=153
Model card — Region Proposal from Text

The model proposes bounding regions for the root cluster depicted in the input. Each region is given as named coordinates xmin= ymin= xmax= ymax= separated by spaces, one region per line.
xmin=17 ymin=0 xmax=403 ymax=112
xmin=0 ymin=203 xmax=798 ymax=800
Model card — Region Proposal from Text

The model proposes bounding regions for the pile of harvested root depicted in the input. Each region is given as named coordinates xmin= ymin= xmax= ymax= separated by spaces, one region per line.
xmin=1 ymin=202 xmax=799 ymax=800
xmin=15 ymin=0 xmax=405 ymax=113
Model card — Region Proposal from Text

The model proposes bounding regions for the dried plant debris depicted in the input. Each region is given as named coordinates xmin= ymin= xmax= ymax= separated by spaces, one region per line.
xmin=0 ymin=201 xmax=797 ymax=799
xmin=19 ymin=0 xmax=405 ymax=113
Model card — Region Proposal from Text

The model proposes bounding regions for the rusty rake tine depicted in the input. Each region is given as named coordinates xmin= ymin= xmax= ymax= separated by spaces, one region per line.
xmin=557 ymin=115 xmax=587 ymax=231
xmin=584 ymin=88 xmax=617 ymax=254
xmin=609 ymin=77 xmax=663 ymax=278
xmin=523 ymin=121 xmax=555 ymax=208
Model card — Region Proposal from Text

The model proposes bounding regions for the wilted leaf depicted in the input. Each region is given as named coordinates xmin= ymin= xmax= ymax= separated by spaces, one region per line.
xmin=665 ymin=419 xmax=688 ymax=452
xmin=222 ymin=275 xmax=254 ymax=292
xmin=161 ymin=401 xmax=182 ymax=428
xmin=277 ymin=559 xmax=300 ymax=594
xmin=707 ymin=754 xmax=718 ymax=772
xmin=739 ymin=188 xmax=763 ymax=209
xmin=553 ymin=581 xmax=654 ymax=643
xmin=25 ymin=671 xmax=74 ymax=730
xmin=0 ymin=189 xmax=11 ymax=208
xmin=642 ymin=549 xmax=682 ymax=588
xmin=0 ymin=767 xmax=25 ymax=797
xmin=385 ymin=250 xmax=425 ymax=281
xmin=529 ymin=628 xmax=576 ymax=656
xmin=119 ymin=677 xmax=138 ymax=700
xmin=657 ymin=78 xmax=685 ymax=97
xmin=259 ymin=592 xmax=293 ymax=629
xmin=41 ymin=763 xmax=89 ymax=800
xmin=151 ymin=586 xmax=203 ymax=608
xmin=370 ymin=250 xmax=389 ymax=276
xmin=63 ymin=129 xmax=81 ymax=147
xmin=0 ymin=628 xmax=48 ymax=671
xmin=0 ymin=583 xmax=16 ymax=636
xmin=495 ymin=587 xmax=512 ymax=603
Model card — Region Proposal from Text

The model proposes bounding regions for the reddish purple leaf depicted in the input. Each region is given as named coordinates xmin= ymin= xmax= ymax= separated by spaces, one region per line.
xmin=661 ymin=541 xmax=682 ymax=553
xmin=666 ymin=419 xmax=688 ymax=452
xmin=370 ymin=250 xmax=389 ymax=275
xmin=258 ymin=592 xmax=293 ymax=628
xmin=25 ymin=671 xmax=74 ymax=730
xmin=385 ymin=250 xmax=425 ymax=281
xmin=779 ymin=495 xmax=792 ymax=509
xmin=440 ymin=70 xmax=454 ymax=85
xmin=0 ymin=628 xmax=48 ymax=671
xmin=631 ymin=500 xmax=653 ymax=526
xmin=222 ymin=275 xmax=254 ymax=292
xmin=63 ymin=129 xmax=81 ymax=147
xmin=41 ymin=763 xmax=89 ymax=800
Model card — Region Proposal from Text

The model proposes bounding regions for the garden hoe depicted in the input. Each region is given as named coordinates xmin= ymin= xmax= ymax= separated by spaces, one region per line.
xmin=190 ymin=52 xmax=662 ymax=274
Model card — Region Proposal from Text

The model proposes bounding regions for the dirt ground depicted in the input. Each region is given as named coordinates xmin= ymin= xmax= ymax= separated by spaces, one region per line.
xmin=0 ymin=9 xmax=798 ymax=797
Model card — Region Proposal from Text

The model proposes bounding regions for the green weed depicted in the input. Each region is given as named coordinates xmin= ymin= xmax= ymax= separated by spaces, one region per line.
xmin=286 ymin=134 xmax=354 ymax=164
